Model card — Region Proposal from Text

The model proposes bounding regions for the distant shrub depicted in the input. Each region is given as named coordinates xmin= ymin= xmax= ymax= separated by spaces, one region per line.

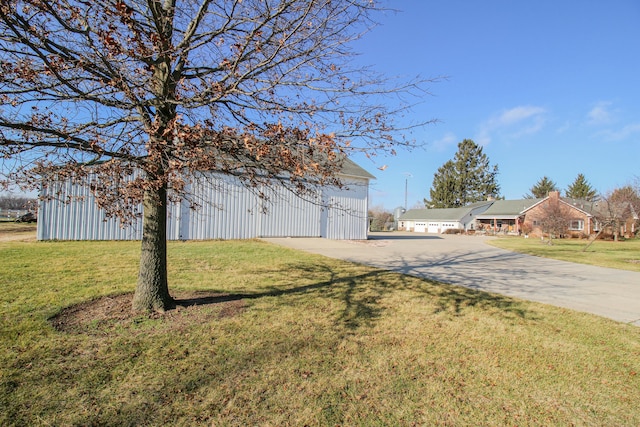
xmin=443 ymin=228 xmax=463 ymax=235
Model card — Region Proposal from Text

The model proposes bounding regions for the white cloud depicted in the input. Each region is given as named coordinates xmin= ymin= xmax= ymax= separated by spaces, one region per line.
xmin=431 ymin=132 xmax=457 ymax=151
xmin=601 ymin=122 xmax=640 ymax=141
xmin=476 ymin=105 xmax=547 ymax=145
xmin=587 ymin=101 xmax=614 ymax=125
xmin=492 ymin=106 xmax=546 ymax=127
xmin=585 ymin=101 xmax=639 ymax=141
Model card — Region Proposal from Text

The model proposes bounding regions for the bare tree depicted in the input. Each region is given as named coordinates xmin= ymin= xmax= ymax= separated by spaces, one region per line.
xmin=582 ymin=188 xmax=639 ymax=251
xmin=623 ymin=180 xmax=640 ymax=222
xmin=599 ymin=189 xmax=637 ymax=238
xmin=538 ymin=199 xmax=570 ymax=245
xmin=0 ymin=0 xmax=433 ymax=311
xmin=368 ymin=204 xmax=394 ymax=232
xmin=0 ymin=195 xmax=35 ymax=210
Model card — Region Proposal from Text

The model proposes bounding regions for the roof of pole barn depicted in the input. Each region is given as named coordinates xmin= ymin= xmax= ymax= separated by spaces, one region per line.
xmin=37 ymin=157 xmax=375 ymax=241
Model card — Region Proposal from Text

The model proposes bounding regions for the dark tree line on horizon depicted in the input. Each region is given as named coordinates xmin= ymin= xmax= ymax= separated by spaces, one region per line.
xmin=525 ymin=174 xmax=598 ymax=201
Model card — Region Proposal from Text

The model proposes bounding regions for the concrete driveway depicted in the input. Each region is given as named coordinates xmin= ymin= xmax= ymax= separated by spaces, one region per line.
xmin=264 ymin=232 xmax=640 ymax=326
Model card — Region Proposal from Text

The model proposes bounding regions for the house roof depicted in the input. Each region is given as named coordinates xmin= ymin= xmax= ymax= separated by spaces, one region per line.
xmin=401 ymin=199 xmax=546 ymax=222
xmin=466 ymin=200 xmax=496 ymax=209
xmin=589 ymin=199 xmax=639 ymax=220
xmin=476 ymin=198 xmax=542 ymax=218
xmin=396 ymin=193 xmax=639 ymax=227
xmin=399 ymin=204 xmax=489 ymax=221
xmin=522 ymin=194 xmax=597 ymax=217
xmin=339 ymin=157 xmax=376 ymax=180
xmin=560 ymin=198 xmax=598 ymax=215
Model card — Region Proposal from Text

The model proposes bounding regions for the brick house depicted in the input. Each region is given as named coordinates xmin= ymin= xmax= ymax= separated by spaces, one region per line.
xmin=522 ymin=191 xmax=595 ymax=237
xmin=474 ymin=198 xmax=542 ymax=234
xmin=522 ymin=191 xmax=639 ymax=238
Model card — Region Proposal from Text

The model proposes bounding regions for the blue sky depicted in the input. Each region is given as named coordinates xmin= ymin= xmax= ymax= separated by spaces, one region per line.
xmin=351 ymin=0 xmax=640 ymax=210
xmin=3 ymin=1 xmax=638 ymax=207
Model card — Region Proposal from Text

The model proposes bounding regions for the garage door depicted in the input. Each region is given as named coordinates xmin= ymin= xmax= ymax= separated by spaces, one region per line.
xmin=441 ymin=223 xmax=457 ymax=233
xmin=414 ymin=222 xmax=427 ymax=232
xmin=427 ymin=222 xmax=440 ymax=233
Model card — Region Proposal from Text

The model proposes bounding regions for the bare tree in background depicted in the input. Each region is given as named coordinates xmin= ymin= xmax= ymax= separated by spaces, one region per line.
xmin=582 ymin=187 xmax=640 ymax=251
xmin=0 ymin=0 xmax=434 ymax=311
xmin=538 ymin=199 xmax=570 ymax=245
xmin=368 ymin=204 xmax=394 ymax=232
xmin=0 ymin=195 xmax=35 ymax=210
xmin=625 ymin=178 xmax=640 ymax=222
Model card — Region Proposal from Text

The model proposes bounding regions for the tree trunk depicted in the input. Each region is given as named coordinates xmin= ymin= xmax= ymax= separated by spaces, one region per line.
xmin=582 ymin=228 xmax=603 ymax=252
xmin=132 ymin=184 xmax=173 ymax=312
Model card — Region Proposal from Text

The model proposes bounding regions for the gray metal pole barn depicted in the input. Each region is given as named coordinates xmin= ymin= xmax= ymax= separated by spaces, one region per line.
xmin=37 ymin=160 xmax=375 ymax=241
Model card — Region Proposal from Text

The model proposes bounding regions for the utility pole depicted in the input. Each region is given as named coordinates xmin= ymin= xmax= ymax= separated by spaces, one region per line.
xmin=403 ymin=172 xmax=413 ymax=209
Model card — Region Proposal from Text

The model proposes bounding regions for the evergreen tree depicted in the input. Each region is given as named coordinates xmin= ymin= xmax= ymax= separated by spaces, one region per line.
xmin=425 ymin=160 xmax=458 ymax=208
xmin=565 ymin=174 xmax=598 ymax=201
xmin=525 ymin=176 xmax=559 ymax=198
xmin=426 ymin=139 xmax=500 ymax=208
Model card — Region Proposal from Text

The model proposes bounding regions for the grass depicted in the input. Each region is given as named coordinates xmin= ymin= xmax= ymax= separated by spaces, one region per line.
xmin=489 ymin=235 xmax=640 ymax=272
xmin=1 ymin=225 xmax=640 ymax=425
xmin=0 ymin=220 xmax=37 ymax=241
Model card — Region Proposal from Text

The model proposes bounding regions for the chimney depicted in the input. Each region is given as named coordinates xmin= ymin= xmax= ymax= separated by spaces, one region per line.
xmin=548 ymin=191 xmax=560 ymax=200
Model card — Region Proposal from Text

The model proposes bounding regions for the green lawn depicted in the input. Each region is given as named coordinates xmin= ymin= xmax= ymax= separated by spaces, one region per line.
xmin=1 ymin=227 xmax=639 ymax=425
xmin=489 ymin=235 xmax=640 ymax=272
xmin=0 ymin=220 xmax=37 ymax=240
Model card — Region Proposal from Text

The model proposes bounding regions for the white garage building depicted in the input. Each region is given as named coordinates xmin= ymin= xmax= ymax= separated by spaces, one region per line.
xmin=37 ymin=159 xmax=374 ymax=241
xmin=398 ymin=201 xmax=493 ymax=233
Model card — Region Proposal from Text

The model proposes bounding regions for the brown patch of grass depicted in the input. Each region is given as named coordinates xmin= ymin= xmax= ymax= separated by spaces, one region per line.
xmin=49 ymin=291 xmax=247 ymax=335
xmin=0 ymin=221 xmax=37 ymax=241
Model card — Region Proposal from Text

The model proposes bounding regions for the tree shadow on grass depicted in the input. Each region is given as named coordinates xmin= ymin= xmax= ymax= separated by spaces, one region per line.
xmin=45 ymin=260 xmax=538 ymax=427
xmin=174 ymin=261 xmax=535 ymax=332
xmin=51 ymin=257 xmax=535 ymax=335
xmin=173 ymin=266 xmax=386 ymax=330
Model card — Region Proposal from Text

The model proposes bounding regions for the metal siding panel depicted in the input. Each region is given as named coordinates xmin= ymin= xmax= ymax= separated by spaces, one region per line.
xmin=184 ymin=173 xmax=259 ymax=240
xmin=39 ymin=171 xmax=370 ymax=241
xmin=38 ymin=175 xmax=142 ymax=240
xmin=166 ymin=199 xmax=181 ymax=240
xmin=258 ymin=184 xmax=321 ymax=237
xmin=36 ymin=192 xmax=47 ymax=240
xmin=323 ymin=178 xmax=369 ymax=240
